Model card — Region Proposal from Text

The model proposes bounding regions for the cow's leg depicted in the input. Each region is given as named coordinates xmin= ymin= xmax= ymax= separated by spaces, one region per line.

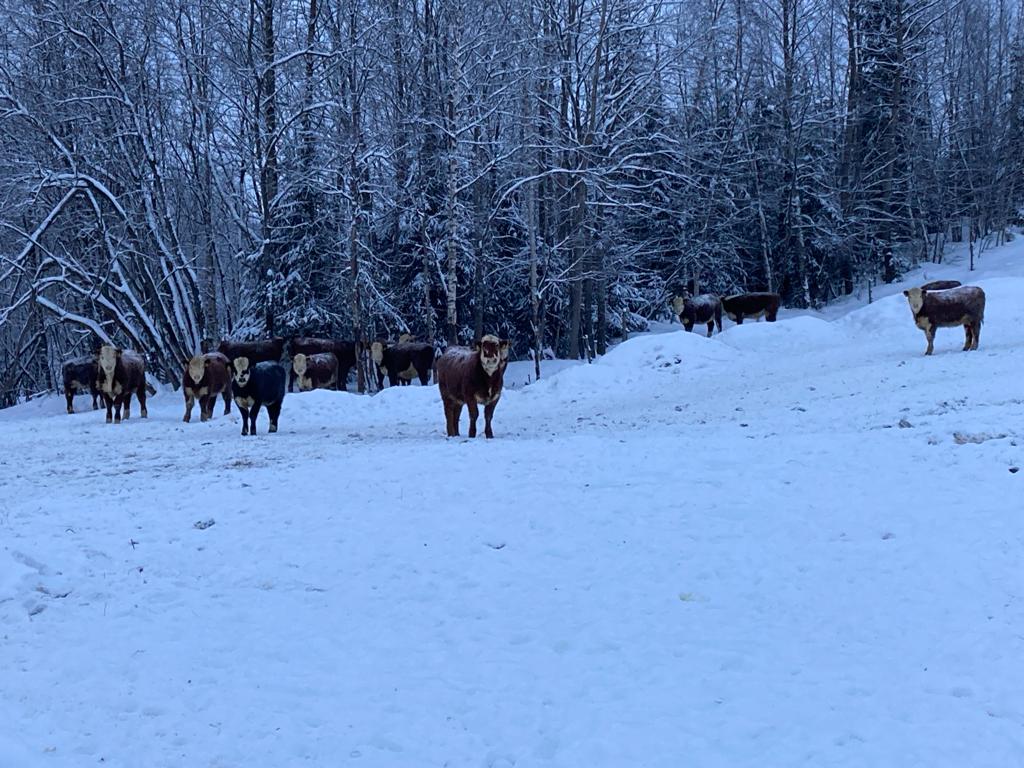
xmin=288 ymin=369 xmax=295 ymax=393
xmin=446 ymin=401 xmax=463 ymax=437
xmin=971 ymin=321 xmax=981 ymax=350
xmin=137 ymin=385 xmax=147 ymax=418
xmin=484 ymin=398 xmax=500 ymax=439
xmin=91 ymin=391 xmax=99 ymax=410
xmin=735 ymin=314 xmax=744 ymax=325
xmin=267 ymin=401 xmax=282 ymax=433
xmin=442 ymin=401 xmax=453 ymax=436
xmin=199 ymin=395 xmax=211 ymax=422
xmin=122 ymin=392 xmax=132 ymax=420
xmin=962 ymin=324 xmax=972 ymax=351
xmin=66 ymin=390 xmax=75 ymax=414
xmin=113 ymin=395 xmax=124 ymax=424
xmin=924 ymin=327 xmax=936 ymax=356
xmin=184 ymin=393 xmax=195 ymax=422
xmin=706 ymin=320 xmax=714 ymax=337
xmin=418 ymin=367 xmax=430 ymax=386
xmin=684 ymin=321 xmax=693 ymax=333
xmin=467 ymin=401 xmax=480 ymax=438
xmin=103 ymin=394 xmax=114 ymax=424
xmin=239 ymin=406 xmax=250 ymax=436
xmin=249 ymin=402 xmax=261 ymax=435
xmin=223 ymin=389 xmax=232 ymax=414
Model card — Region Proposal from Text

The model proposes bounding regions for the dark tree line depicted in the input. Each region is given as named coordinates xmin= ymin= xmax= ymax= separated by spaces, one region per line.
xmin=1 ymin=0 xmax=1022 ymax=403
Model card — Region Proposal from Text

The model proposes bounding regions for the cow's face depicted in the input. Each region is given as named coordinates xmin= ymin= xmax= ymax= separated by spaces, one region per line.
xmin=903 ymin=287 xmax=926 ymax=315
xmin=232 ymin=356 xmax=252 ymax=387
xmin=671 ymin=296 xmax=686 ymax=316
xmin=97 ymin=345 xmax=120 ymax=393
xmin=477 ymin=334 xmax=508 ymax=375
xmin=370 ymin=341 xmax=386 ymax=366
xmin=292 ymin=353 xmax=307 ymax=377
xmin=187 ymin=355 xmax=206 ymax=385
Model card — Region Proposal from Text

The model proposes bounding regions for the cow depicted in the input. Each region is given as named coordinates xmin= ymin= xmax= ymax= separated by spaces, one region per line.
xmin=671 ymin=294 xmax=723 ymax=337
xmin=370 ymin=341 xmax=435 ymax=388
xmin=902 ymin=285 xmax=986 ymax=356
xmin=919 ymin=280 xmax=962 ymax=291
xmin=721 ymin=292 xmax=781 ymax=324
xmin=217 ymin=337 xmax=285 ymax=366
xmin=95 ymin=345 xmax=149 ymax=424
xmin=436 ymin=335 xmax=510 ymax=439
xmin=287 ymin=337 xmax=356 ymax=391
xmin=291 ymin=352 xmax=338 ymax=391
xmin=182 ymin=352 xmax=232 ymax=423
xmin=230 ymin=358 xmax=286 ymax=436
xmin=62 ymin=355 xmax=100 ymax=414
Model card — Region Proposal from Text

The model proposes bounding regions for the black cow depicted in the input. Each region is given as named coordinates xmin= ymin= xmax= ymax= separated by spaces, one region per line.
xmin=721 ymin=292 xmax=781 ymax=324
xmin=230 ymin=358 xmax=287 ymax=436
xmin=370 ymin=341 xmax=435 ymax=388
xmin=62 ymin=355 xmax=100 ymax=414
xmin=671 ymin=294 xmax=723 ymax=337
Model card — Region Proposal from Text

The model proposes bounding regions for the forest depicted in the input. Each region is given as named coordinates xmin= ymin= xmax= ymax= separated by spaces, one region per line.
xmin=1 ymin=0 xmax=1022 ymax=402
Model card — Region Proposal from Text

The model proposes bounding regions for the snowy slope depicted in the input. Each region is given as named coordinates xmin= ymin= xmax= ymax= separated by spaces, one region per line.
xmin=1 ymin=244 xmax=1023 ymax=767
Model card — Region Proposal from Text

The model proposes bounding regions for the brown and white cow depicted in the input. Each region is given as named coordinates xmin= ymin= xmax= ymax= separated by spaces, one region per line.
xmin=291 ymin=352 xmax=338 ymax=391
xmin=436 ymin=335 xmax=510 ymax=439
xmin=721 ymin=292 xmax=781 ymax=324
xmin=182 ymin=351 xmax=232 ymax=422
xmin=671 ymin=294 xmax=723 ymax=337
xmin=370 ymin=341 xmax=435 ymax=388
xmin=903 ymin=285 xmax=986 ymax=356
xmin=288 ymin=337 xmax=356 ymax=391
xmin=95 ymin=345 xmax=149 ymax=424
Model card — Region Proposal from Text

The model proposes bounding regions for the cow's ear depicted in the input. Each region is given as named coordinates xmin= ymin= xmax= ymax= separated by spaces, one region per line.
xmin=499 ymin=340 xmax=510 ymax=360
xmin=116 ymin=348 xmax=123 ymax=358
xmin=472 ymin=341 xmax=481 ymax=353
xmin=903 ymin=290 xmax=909 ymax=296
xmin=204 ymin=357 xmax=211 ymax=367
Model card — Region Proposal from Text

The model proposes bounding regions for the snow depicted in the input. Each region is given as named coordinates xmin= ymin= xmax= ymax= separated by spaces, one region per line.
xmin=2 ymin=242 xmax=1023 ymax=767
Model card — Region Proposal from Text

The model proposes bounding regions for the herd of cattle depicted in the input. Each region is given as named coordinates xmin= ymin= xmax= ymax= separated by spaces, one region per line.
xmin=59 ymin=283 xmax=986 ymax=436
xmin=61 ymin=333 xmax=510 ymax=437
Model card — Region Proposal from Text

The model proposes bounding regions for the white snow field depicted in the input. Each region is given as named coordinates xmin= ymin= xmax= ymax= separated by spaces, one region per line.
xmin=2 ymin=243 xmax=1023 ymax=768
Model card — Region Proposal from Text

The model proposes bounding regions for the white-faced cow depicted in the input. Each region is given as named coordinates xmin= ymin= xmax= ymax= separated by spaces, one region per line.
xmin=96 ymin=345 xmax=149 ymax=424
xmin=287 ymin=337 xmax=356 ymax=391
xmin=291 ymin=352 xmax=338 ymax=391
xmin=903 ymin=285 xmax=986 ymax=356
xmin=370 ymin=341 xmax=435 ymax=388
xmin=182 ymin=352 xmax=232 ymax=423
xmin=230 ymin=357 xmax=287 ymax=436
xmin=436 ymin=335 xmax=510 ymax=439
xmin=671 ymin=294 xmax=723 ymax=337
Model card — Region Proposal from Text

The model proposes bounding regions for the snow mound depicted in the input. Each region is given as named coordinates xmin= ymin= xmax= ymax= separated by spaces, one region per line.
xmin=527 ymin=331 xmax=738 ymax=399
xmin=719 ymin=314 xmax=850 ymax=354
xmin=598 ymin=330 xmax=738 ymax=370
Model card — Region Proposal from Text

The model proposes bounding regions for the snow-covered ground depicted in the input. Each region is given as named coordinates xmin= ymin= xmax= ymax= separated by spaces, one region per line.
xmin=2 ymin=242 xmax=1023 ymax=767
